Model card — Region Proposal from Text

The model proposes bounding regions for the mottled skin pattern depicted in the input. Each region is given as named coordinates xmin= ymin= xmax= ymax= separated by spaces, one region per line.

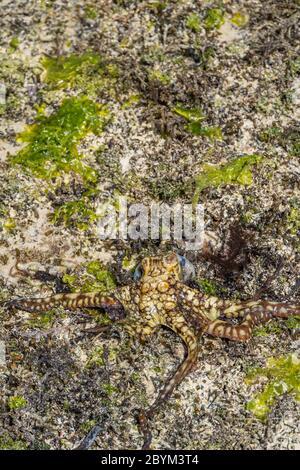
xmin=7 ymin=252 xmax=300 ymax=449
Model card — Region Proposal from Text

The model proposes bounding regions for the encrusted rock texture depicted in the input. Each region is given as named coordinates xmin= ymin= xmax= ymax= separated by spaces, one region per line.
xmin=0 ymin=0 xmax=299 ymax=450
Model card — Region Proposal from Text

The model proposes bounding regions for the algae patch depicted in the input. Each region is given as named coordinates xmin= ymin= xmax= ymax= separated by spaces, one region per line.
xmin=9 ymin=37 xmax=20 ymax=50
xmin=148 ymin=69 xmax=171 ymax=85
xmin=1 ymin=217 xmax=17 ymax=233
xmin=27 ymin=308 xmax=59 ymax=329
xmin=193 ymin=154 xmax=262 ymax=203
xmin=246 ymin=354 xmax=300 ymax=420
xmin=196 ymin=278 xmax=222 ymax=296
xmin=0 ymin=434 xmax=28 ymax=450
xmin=186 ymin=13 xmax=201 ymax=33
xmin=84 ymin=5 xmax=97 ymax=20
xmin=230 ymin=12 xmax=249 ymax=28
xmin=51 ymin=191 xmax=99 ymax=230
xmin=173 ymin=106 xmax=205 ymax=123
xmin=259 ymin=126 xmax=300 ymax=157
xmin=63 ymin=260 xmax=116 ymax=295
xmin=0 ymin=54 xmax=28 ymax=115
xmin=204 ymin=8 xmax=225 ymax=31
xmin=287 ymin=206 xmax=300 ymax=236
xmin=41 ymin=52 xmax=118 ymax=95
xmin=85 ymin=260 xmax=116 ymax=293
xmin=253 ymin=322 xmax=285 ymax=338
xmin=11 ymin=97 xmax=109 ymax=181
xmin=173 ymin=105 xmax=222 ymax=140
xmin=62 ymin=261 xmax=116 ymax=324
xmin=86 ymin=345 xmax=118 ymax=369
xmin=8 ymin=395 xmax=27 ymax=410
xmin=86 ymin=346 xmax=105 ymax=368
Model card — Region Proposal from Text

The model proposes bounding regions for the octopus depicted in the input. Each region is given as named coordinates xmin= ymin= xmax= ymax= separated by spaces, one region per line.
xmin=5 ymin=252 xmax=300 ymax=449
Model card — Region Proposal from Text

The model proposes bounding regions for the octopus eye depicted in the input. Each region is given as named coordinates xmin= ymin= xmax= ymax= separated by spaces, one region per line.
xmin=177 ymin=255 xmax=186 ymax=267
xmin=133 ymin=263 xmax=144 ymax=281
xmin=176 ymin=254 xmax=195 ymax=281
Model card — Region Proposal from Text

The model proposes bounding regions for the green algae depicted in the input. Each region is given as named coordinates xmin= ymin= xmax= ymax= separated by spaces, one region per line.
xmin=193 ymin=154 xmax=262 ymax=204
xmin=51 ymin=196 xmax=99 ymax=231
xmin=259 ymin=126 xmax=300 ymax=157
xmin=186 ymin=13 xmax=201 ymax=33
xmin=284 ymin=128 xmax=300 ymax=157
xmin=196 ymin=278 xmax=227 ymax=296
xmin=41 ymin=53 xmax=100 ymax=86
xmin=141 ymin=44 xmax=166 ymax=65
xmin=0 ymin=434 xmax=28 ymax=450
xmin=85 ymin=260 xmax=116 ymax=291
xmin=41 ymin=53 xmax=118 ymax=95
xmin=12 ymin=97 xmax=109 ymax=181
xmin=246 ymin=354 xmax=300 ymax=420
xmin=62 ymin=261 xmax=115 ymax=324
xmin=27 ymin=308 xmax=60 ymax=329
xmin=147 ymin=1 xmax=168 ymax=13
xmin=204 ymin=8 xmax=225 ymax=30
xmin=0 ymin=55 xmax=26 ymax=87
xmin=101 ymin=383 xmax=118 ymax=396
xmin=148 ymin=69 xmax=171 ymax=85
xmin=121 ymin=94 xmax=141 ymax=109
xmin=173 ymin=105 xmax=222 ymax=140
xmin=290 ymin=56 xmax=300 ymax=76
xmin=84 ymin=5 xmax=97 ymax=20
xmin=190 ymin=125 xmax=222 ymax=140
xmin=284 ymin=315 xmax=300 ymax=330
xmin=8 ymin=395 xmax=27 ymax=410
xmin=80 ymin=419 xmax=97 ymax=433
xmin=230 ymin=12 xmax=249 ymax=28
xmin=198 ymin=46 xmax=216 ymax=68
xmin=86 ymin=345 xmax=118 ymax=369
xmin=63 ymin=260 xmax=116 ymax=295
xmin=87 ymin=346 xmax=105 ymax=368
xmin=2 ymin=217 xmax=17 ymax=232
xmin=147 ymin=175 xmax=190 ymax=201
xmin=253 ymin=322 xmax=284 ymax=337
xmin=196 ymin=279 xmax=218 ymax=296
xmin=9 ymin=37 xmax=20 ymax=50
xmin=122 ymin=255 xmax=138 ymax=271
xmin=259 ymin=126 xmax=282 ymax=143
xmin=287 ymin=207 xmax=300 ymax=236
xmin=173 ymin=106 xmax=205 ymax=123
xmin=285 ymin=315 xmax=300 ymax=331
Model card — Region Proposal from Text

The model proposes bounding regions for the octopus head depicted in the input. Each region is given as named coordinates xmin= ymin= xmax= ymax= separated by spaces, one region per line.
xmin=133 ymin=252 xmax=195 ymax=283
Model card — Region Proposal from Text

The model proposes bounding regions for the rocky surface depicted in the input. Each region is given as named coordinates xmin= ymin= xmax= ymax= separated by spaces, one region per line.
xmin=0 ymin=0 xmax=299 ymax=450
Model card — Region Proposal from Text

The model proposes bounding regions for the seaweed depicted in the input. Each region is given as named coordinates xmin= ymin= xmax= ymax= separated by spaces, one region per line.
xmin=84 ymin=5 xmax=97 ymax=20
xmin=173 ymin=105 xmax=222 ymax=141
xmin=186 ymin=13 xmax=201 ymax=33
xmin=204 ymin=8 xmax=225 ymax=31
xmin=259 ymin=125 xmax=300 ymax=157
xmin=0 ymin=434 xmax=28 ymax=450
xmin=287 ymin=206 xmax=300 ymax=236
xmin=62 ymin=260 xmax=116 ymax=295
xmin=196 ymin=278 xmax=219 ymax=296
xmin=193 ymin=154 xmax=262 ymax=204
xmin=148 ymin=69 xmax=171 ymax=85
xmin=9 ymin=37 xmax=20 ymax=50
xmin=246 ymin=355 xmax=300 ymax=420
xmin=51 ymin=195 xmax=99 ymax=230
xmin=8 ymin=395 xmax=27 ymax=410
xmin=230 ymin=12 xmax=249 ymax=28
xmin=41 ymin=52 xmax=118 ymax=95
xmin=11 ymin=97 xmax=109 ymax=181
